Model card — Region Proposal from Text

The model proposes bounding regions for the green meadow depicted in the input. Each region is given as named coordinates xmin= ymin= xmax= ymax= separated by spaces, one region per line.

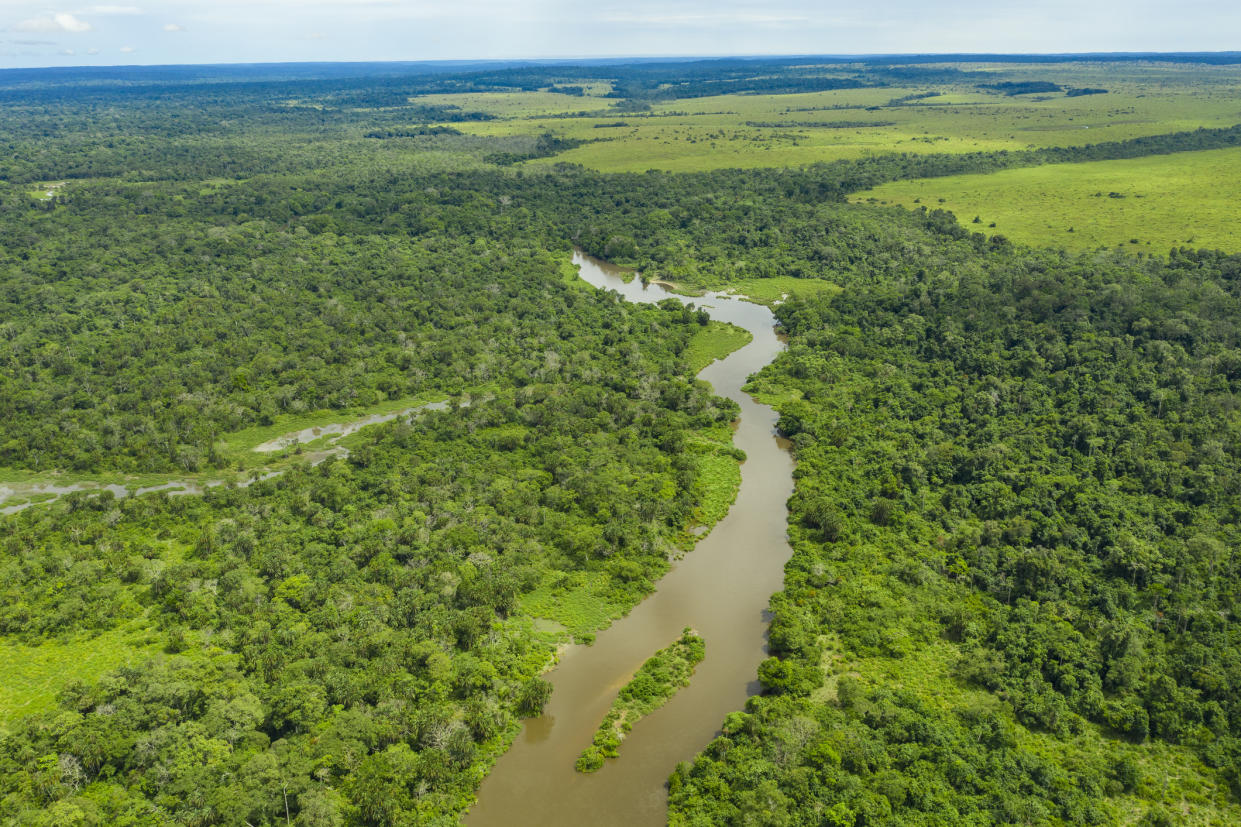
xmin=685 ymin=321 xmax=752 ymax=374
xmin=713 ymin=276 xmax=841 ymax=306
xmin=418 ymin=63 xmax=1241 ymax=249
xmin=433 ymin=63 xmax=1241 ymax=173
xmin=0 ymin=627 xmax=163 ymax=733
xmin=855 ymin=146 xmax=1241 ymax=253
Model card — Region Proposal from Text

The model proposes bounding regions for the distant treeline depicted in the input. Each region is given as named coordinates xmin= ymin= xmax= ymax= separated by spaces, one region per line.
xmin=886 ymin=91 xmax=944 ymax=105
xmin=364 ymin=125 xmax=463 ymax=139
xmin=483 ymin=132 xmax=590 ymax=165
xmin=745 ymin=120 xmax=896 ymax=129
xmin=830 ymin=122 xmax=1241 ymax=195
xmin=979 ymin=80 xmax=1064 ymax=95
xmin=607 ymin=75 xmax=873 ymax=101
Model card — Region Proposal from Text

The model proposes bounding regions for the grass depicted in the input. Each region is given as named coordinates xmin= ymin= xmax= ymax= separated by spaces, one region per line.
xmin=685 ymin=321 xmax=752 ymax=374
xmin=711 ymin=276 xmax=841 ymax=307
xmin=689 ymin=452 xmax=742 ymax=529
xmin=415 ymin=90 xmax=616 ymax=118
xmin=744 ymin=377 xmax=804 ymax=410
xmin=26 ymin=181 xmax=66 ymax=200
xmin=435 ymin=63 xmax=1241 ymax=173
xmin=684 ymin=419 xmax=744 ymax=543
xmin=0 ymin=626 xmax=163 ymax=733
xmin=854 ymin=146 xmax=1241 ymax=254
xmin=575 ymin=628 xmax=705 ymax=772
xmin=215 ymin=389 xmax=453 ymax=464
xmin=517 ymin=571 xmax=627 ymax=641
xmin=557 ymin=258 xmax=594 ymax=289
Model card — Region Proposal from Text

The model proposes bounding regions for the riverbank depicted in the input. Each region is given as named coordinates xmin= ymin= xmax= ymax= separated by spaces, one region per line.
xmin=467 ymin=251 xmax=795 ymax=826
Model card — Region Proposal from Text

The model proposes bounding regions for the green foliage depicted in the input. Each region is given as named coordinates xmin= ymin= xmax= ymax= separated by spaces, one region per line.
xmin=4 ymin=57 xmax=1241 ymax=826
xmin=685 ymin=321 xmax=752 ymax=374
xmin=0 ymin=628 xmax=161 ymax=732
xmin=0 ymin=350 xmax=736 ymax=821
xmin=859 ymin=146 xmax=1241 ymax=253
xmin=671 ymin=237 xmax=1241 ymax=823
xmin=577 ymin=629 xmax=705 ymax=773
xmin=0 ymin=82 xmax=746 ymax=818
xmin=517 ymin=573 xmax=628 ymax=640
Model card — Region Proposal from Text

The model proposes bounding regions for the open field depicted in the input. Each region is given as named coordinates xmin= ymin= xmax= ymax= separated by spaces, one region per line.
xmin=854 ymin=146 xmax=1241 ymax=253
xmin=214 ymin=388 xmax=457 ymax=463
xmin=422 ymin=63 xmax=1241 ymax=250
xmin=424 ymin=63 xmax=1241 ymax=172
xmin=0 ymin=626 xmax=162 ymax=733
xmin=712 ymin=276 xmax=842 ymax=306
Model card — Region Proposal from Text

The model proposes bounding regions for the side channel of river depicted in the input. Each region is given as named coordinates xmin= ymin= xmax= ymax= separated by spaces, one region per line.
xmin=467 ymin=252 xmax=795 ymax=826
xmin=0 ymin=402 xmax=451 ymax=516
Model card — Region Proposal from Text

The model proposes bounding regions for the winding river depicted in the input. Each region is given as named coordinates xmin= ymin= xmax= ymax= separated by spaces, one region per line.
xmin=467 ymin=252 xmax=795 ymax=825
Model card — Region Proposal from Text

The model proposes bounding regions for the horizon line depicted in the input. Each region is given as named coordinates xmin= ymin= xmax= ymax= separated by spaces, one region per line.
xmin=4 ymin=50 xmax=1241 ymax=74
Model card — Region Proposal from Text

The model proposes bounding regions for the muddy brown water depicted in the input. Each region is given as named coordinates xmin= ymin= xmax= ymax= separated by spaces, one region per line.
xmin=467 ymin=252 xmax=795 ymax=826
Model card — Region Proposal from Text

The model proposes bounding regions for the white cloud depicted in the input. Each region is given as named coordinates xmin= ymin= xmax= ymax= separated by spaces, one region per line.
xmin=60 ymin=48 xmax=75 ymax=55
xmin=86 ymin=47 xmax=99 ymax=54
xmin=86 ymin=5 xmax=143 ymax=13
xmin=163 ymin=23 xmax=184 ymax=31
xmin=17 ymin=13 xmax=93 ymax=33
xmin=119 ymin=44 xmax=134 ymax=52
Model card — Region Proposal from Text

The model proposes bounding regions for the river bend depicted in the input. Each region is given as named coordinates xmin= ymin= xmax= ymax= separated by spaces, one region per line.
xmin=467 ymin=252 xmax=795 ymax=826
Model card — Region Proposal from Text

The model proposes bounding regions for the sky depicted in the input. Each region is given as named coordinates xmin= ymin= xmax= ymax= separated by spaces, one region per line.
xmin=1 ymin=0 xmax=1239 ymax=69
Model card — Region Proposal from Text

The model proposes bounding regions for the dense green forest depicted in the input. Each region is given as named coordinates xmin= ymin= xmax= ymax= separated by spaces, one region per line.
xmin=2 ymin=57 xmax=1240 ymax=824
xmin=0 ymin=254 xmax=739 ymax=822
xmin=0 ymin=67 xmax=749 ymax=823
xmin=669 ymin=247 xmax=1241 ymax=823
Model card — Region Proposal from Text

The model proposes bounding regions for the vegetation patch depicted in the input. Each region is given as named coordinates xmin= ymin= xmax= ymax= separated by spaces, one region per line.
xmin=518 ymin=572 xmax=630 ymax=642
xmin=4 ymin=56 xmax=1241 ymax=826
xmin=576 ymin=628 xmax=705 ymax=772
xmin=855 ymin=146 xmax=1241 ymax=253
xmin=670 ymin=243 xmax=1241 ymax=824
xmin=713 ymin=276 xmax=841 ymax=306
xmin=215 ymin=389 xmax=455 ymax=465
xmin=685 ymin=423 xmax=745 ymax=542
xmin=0 ymin=627 xmax=162 ymax=732
xmin=685 ymin=321 xmax=752 ymax=374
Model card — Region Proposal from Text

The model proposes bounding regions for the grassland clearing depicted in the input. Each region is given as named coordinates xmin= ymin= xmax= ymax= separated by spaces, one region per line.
xmin=0 ymin=388 xmax=481 ymax=511
xmin=517 ymin=571 xmax=628 ymax=642
xmin=0 ymin=626 xmax=163 ymax=733
xmin=431 ymin=63 xmax=1241 ymax=173
xmin=855 ymin=145 xmax=1241 ymax=253
xmin=711 ymin=276 xmax=842 ymax=306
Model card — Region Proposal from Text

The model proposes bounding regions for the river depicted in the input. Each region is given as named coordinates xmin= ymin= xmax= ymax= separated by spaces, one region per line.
xmin=467 ymin=251 xmax=795 ymax=826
